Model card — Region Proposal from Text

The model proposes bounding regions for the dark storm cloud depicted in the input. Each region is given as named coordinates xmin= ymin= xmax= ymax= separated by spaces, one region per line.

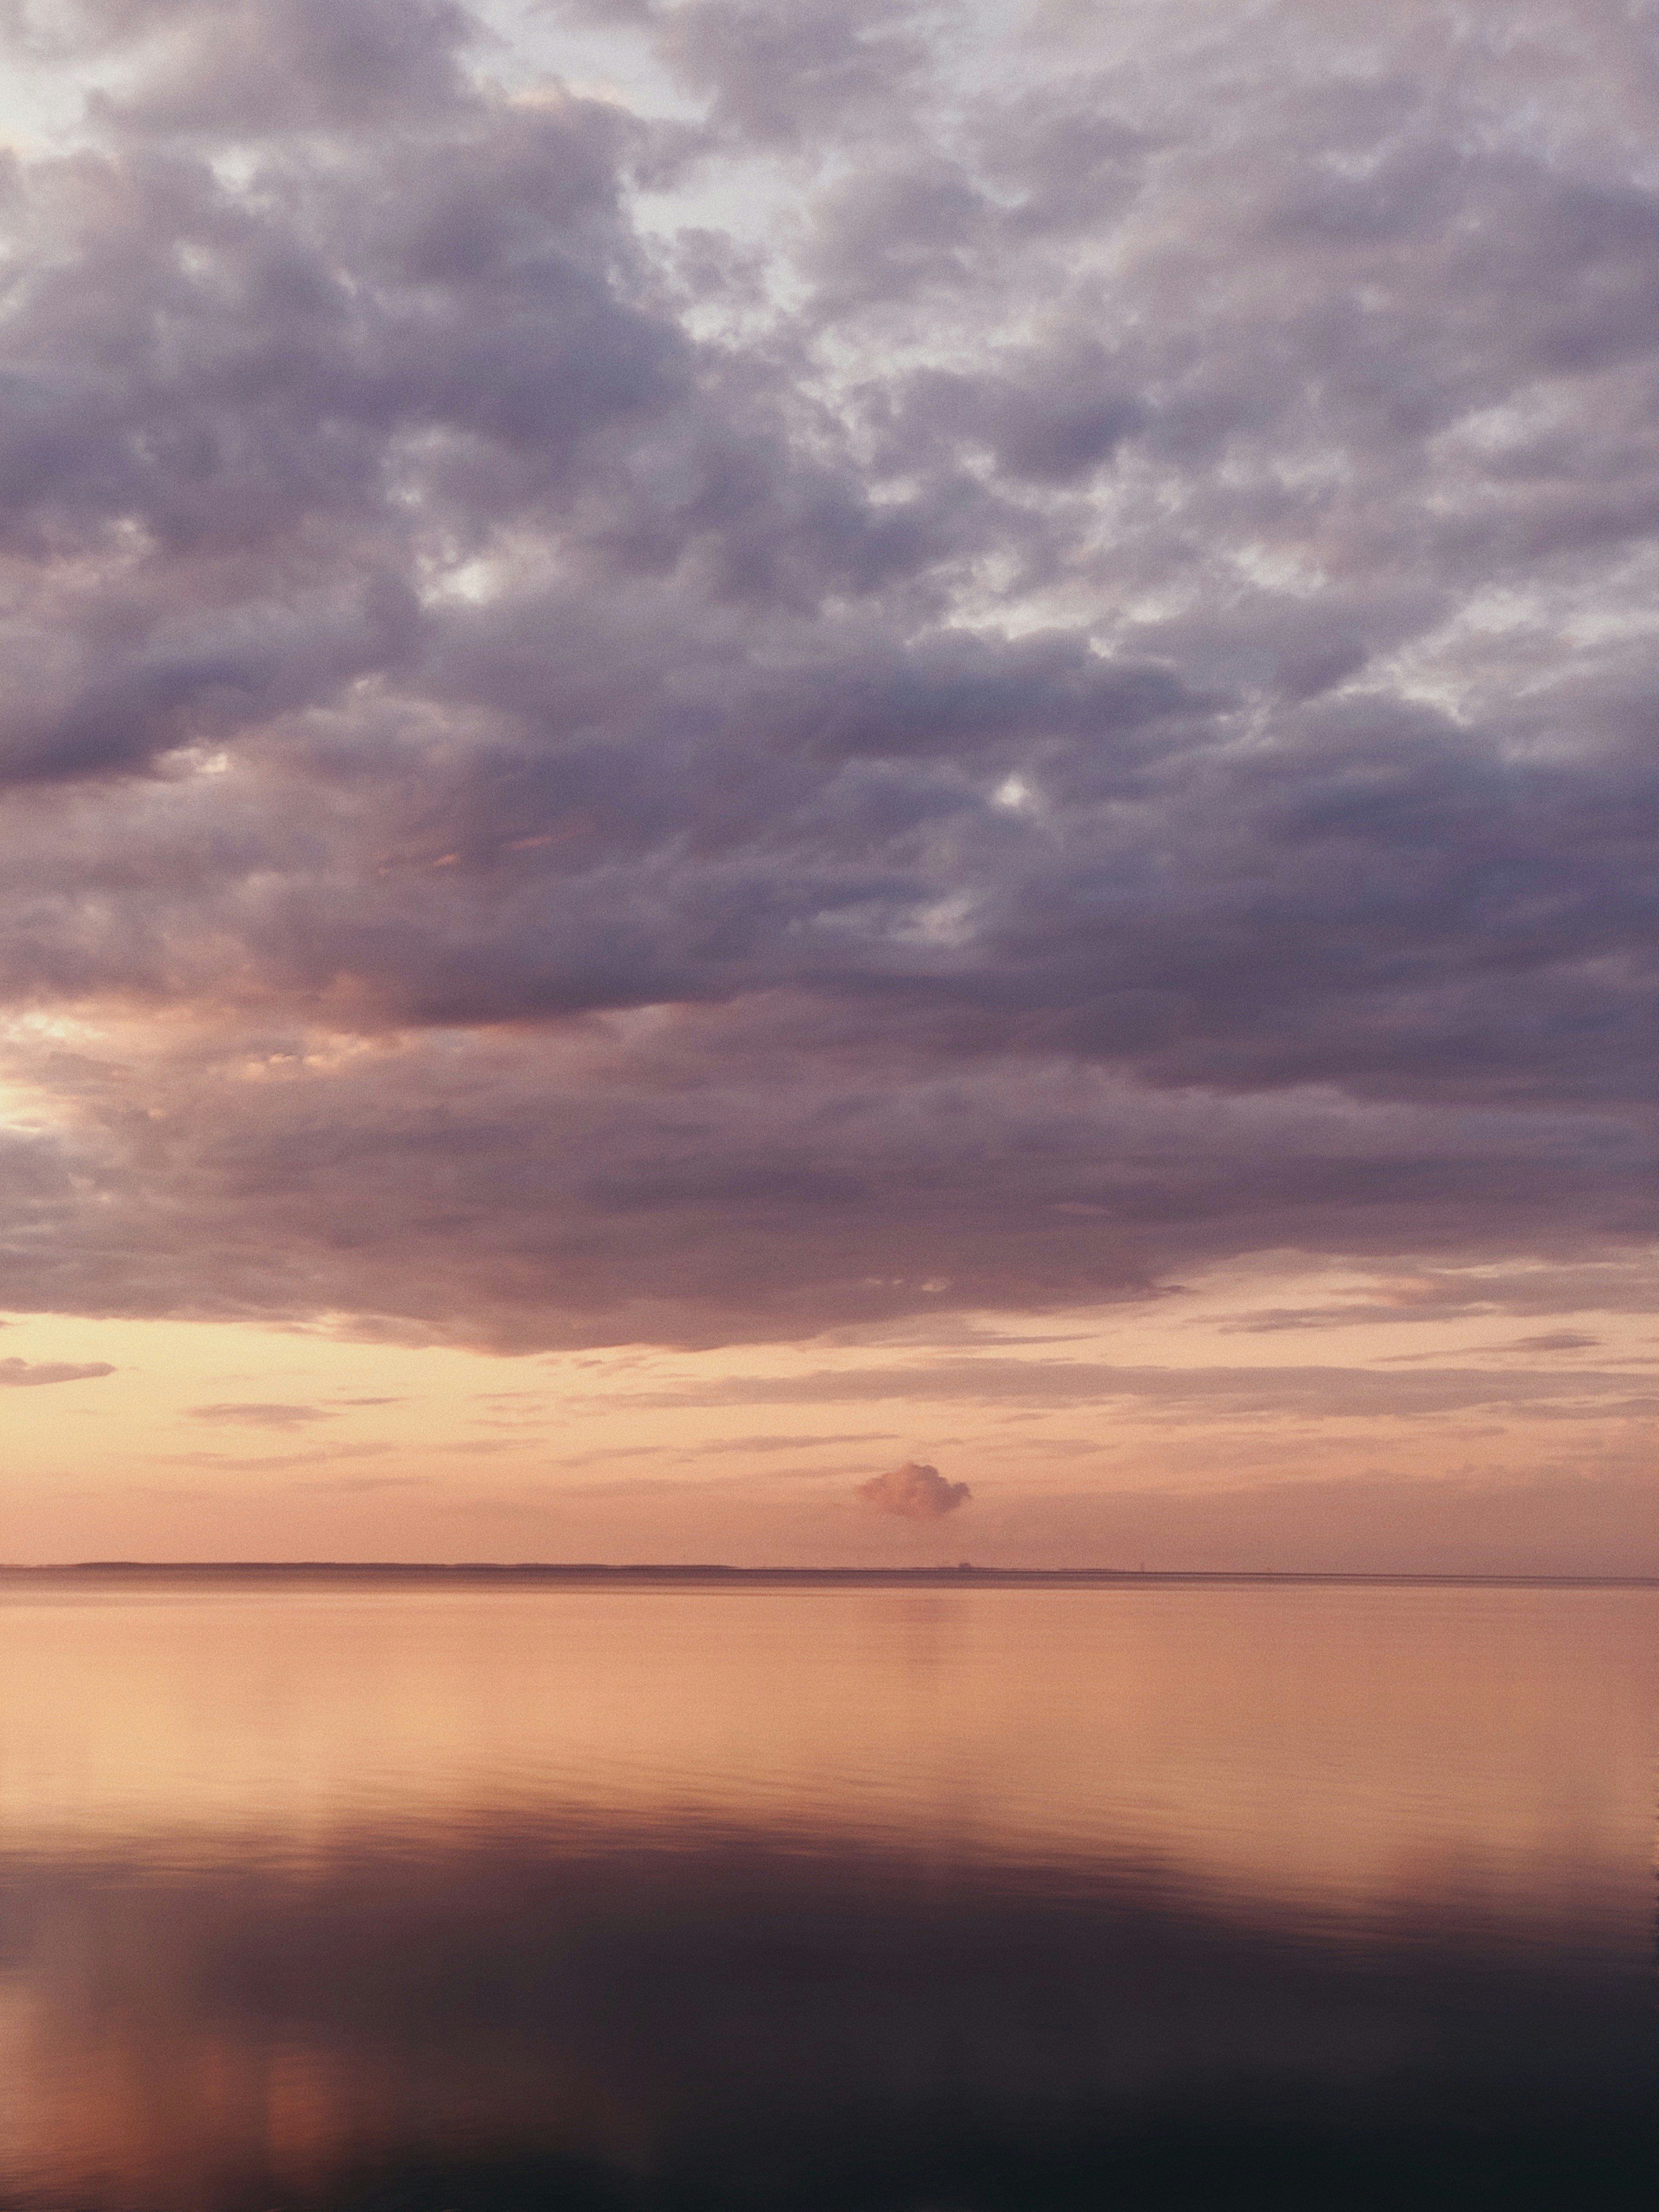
xmin=0 ymin=0 xmax=1656 ymax=1346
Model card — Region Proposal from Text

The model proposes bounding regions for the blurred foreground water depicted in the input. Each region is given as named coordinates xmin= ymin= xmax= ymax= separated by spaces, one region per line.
xmin=0 ymin=1573 xmax=1653 ymax=2209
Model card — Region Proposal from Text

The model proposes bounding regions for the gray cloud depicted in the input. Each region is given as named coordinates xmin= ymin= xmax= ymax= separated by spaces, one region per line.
xmin=0 ymin=0 xmax=1654 ymax=1351
xmin=855 ymin=1459 xmax=971 ymax=1519
xmin=0 ymin=1356 xmax=115 ymax=1385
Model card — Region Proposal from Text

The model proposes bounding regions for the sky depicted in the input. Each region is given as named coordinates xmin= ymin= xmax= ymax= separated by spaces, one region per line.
xmin=0 ymin=0 xmax=1654 ymax=1570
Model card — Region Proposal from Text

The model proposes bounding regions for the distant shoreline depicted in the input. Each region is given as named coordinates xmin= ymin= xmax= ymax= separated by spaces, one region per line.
xmin=2 ymin=1562 xmax=1656 ymax=1589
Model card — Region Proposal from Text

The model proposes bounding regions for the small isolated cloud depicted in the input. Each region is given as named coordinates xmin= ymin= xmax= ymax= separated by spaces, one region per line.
xmin=856 ymin=1460 xmax=972 ymax=1520
xmin=186 ymin=1402 xmax=336 ymax=1428
xmin=0 ymin=1358 xmax=115 ymax=1386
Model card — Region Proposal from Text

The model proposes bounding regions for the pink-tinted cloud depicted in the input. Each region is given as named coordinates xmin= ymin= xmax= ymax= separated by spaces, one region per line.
xmin=856 ymin=1462 xmax=972 ymax=1520
xmin=0 ymin=1357 xmax=115 ymax=1387
xmin=186 ymin=1403 xmax=338 ymax=1427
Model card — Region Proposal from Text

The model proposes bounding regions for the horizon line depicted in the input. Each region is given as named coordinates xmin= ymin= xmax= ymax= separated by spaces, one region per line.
xmin=3 ymin=1561 xmax=1657 ymax=1589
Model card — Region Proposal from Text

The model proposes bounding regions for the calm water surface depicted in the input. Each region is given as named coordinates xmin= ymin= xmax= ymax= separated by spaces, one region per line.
xmin=0 ymin=1575 xmax=1652 ymax=2209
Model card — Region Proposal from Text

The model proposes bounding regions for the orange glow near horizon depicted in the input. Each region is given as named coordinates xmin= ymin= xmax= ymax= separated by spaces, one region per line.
xmin=3 ymin=1252 xmax=1657 ymax=1571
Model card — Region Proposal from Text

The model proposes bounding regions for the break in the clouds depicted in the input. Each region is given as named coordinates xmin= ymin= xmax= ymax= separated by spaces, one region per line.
xmin=0 ymin=0 xmax=1655 ymax=1351
xmin=856 ymin=1461 xmax=972 ymax=1520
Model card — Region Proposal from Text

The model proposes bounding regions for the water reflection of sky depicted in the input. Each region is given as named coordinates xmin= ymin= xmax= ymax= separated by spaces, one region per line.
xmin=1 ymin=1579 xmax=1652 ymax=1927
xmin=1 ymin=1580 xmax=1654 ymax=2210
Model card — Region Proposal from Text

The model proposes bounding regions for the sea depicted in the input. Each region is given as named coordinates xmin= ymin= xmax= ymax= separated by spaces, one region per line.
xmin=0 ymin=1568 xmax=1652 ymax=2209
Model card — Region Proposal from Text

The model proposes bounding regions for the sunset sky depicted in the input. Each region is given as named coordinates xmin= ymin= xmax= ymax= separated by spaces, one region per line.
xmin=1 ymin=0 xmax=1655 ymax=1569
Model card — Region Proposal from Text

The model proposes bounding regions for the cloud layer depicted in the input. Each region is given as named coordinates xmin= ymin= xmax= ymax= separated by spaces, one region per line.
xmin=0 ymin=0 xmax=1654 ymax=1350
